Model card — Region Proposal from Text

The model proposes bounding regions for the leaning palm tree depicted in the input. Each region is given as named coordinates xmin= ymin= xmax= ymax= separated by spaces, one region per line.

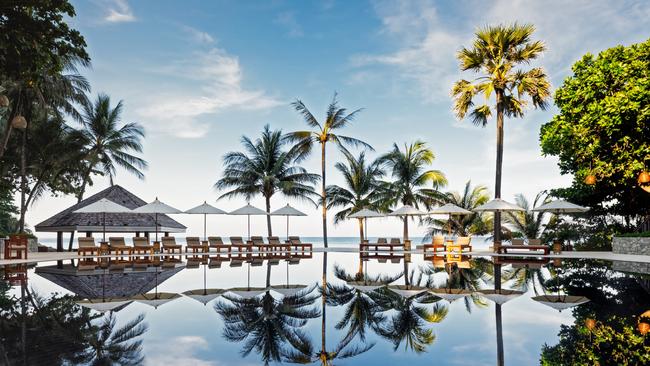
xmin=503 ymin=191 xmax=551 ymax=239
xmin=377 ymin=141 xmax=447 ymax=240
xmin=424 ymin=180 xmax=491 ymax=238
xmin=216 ymin=124 xmax=319 ymax=236
xmin=78 ymin=313 xmax=148 ymax=366
xmin=77 ymin=93 xmax=147 ymax=202
xmin=285 ymin=94 xmax=372 ymax=248
xmin=326 ymin=150 xmax=384 ymax=243
xmin=451 ymin=23 xmax=551 ymax=247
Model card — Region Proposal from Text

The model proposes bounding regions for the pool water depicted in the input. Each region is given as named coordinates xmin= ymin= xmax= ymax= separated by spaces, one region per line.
xmin=1 ymin=252 xmax=649 ymax=365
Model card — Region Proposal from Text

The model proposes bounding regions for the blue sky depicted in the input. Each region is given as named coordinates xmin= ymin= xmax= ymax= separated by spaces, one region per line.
xmin=31 ymin=0 xmax=650 ymax=238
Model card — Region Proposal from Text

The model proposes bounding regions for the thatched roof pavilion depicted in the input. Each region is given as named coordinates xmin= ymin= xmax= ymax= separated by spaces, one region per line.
xmin=35 ymin=185 xmax=186 ymax=251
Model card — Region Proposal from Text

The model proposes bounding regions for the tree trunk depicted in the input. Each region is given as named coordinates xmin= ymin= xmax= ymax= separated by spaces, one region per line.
xmin=494 ymin=90 xmax=505 ymax=248
xmin=265 ymin=195 xmax=272 ymax=237
xmin=18 ymin=128 xmax=26 ymax=233
xmin=321 ymin=252 xmax=328 ymax=361
xmin=76 ymin=165 xmax=94 ymax=203
xmin=494 ymin=261 xmax=503 ymax=366
xmin=321 ymin=143 xmax=328 ymax=248
xmin=358 ymin=218 xmax=365 ymax=244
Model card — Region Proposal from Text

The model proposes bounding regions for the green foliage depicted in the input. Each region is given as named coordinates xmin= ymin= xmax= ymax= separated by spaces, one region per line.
xmin=0 ymin=182 xmax=18 ymax=235
xmin=618 ymin=231 xmax=650 ymax=237
xmin=0 ymin=1 xmax=90 ymax=82
xmin=540 ymin=38 xmax=650 ymax=223
xmin=424 ymin=180 xmax=491 ymax=238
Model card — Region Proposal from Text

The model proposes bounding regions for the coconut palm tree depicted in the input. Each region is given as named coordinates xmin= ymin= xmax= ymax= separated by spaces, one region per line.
xmin=326 ymin=150 xmax=384 ymax=243
xmin=216 ymin=290 xmax=320 ymax=365
xmin=377 ymin=141 xmax=447 ymax=240
xmin=216 ymin=124 xmax=319 ymax=236
xmin=285 ymin=94 xmax=372 ymax=248
xmin=424 ymin=180 xmax=491 ymax=238
xmin=451 ymin=23 xmax=551 ymax=247
xmin=77 ymin=313 xmax=148 ymax=366
xmin=503 ymin=191 xmax=551 ymax=239
xmin=76 ymin=93 xmax=147 ymax=202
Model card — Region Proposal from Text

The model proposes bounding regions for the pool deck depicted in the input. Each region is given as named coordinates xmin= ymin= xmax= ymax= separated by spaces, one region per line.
xmin=2 ymin=248 xmax=649 ymax=266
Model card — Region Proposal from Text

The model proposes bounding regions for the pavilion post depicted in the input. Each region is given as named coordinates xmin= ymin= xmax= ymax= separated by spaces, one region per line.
xmin=56 ymin=232 xmax=63 ymax=252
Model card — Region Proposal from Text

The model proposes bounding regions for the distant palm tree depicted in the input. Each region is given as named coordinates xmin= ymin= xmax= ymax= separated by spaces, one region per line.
xmin=78 ymin=313 xmax=148 ymax=366
xmin=424 ymin=180 xmax=491 ymax=238
xmin=377 ymin=141 xmax=447 ymax=240
xmin=326 ymin=150 xmax=384 ymax=243
xmin=77 ymin=93 xmax=147 ymax=202
xmin=503 ymin=191 xmax=551 ymax=239
xmin=452 ymin=23 xmax=551 ymax=246
xmin=285 ymin=94 xmax=372 ymax=248
xmin=216 ymin=124 xmax=319 ymax=236
xmin=216 ymin=290 xmax=320 ymax=365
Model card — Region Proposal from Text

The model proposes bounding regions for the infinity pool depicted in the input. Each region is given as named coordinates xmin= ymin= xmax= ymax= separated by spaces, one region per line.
xmin=1 ymin=252 xmax=648 ymax=365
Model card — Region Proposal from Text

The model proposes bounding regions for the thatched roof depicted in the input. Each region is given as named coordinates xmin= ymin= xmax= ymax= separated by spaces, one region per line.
xmin=35 ymin=185 xmax=186 ymax=233
xmin=35 ymin=264 xmax=184 ymax=299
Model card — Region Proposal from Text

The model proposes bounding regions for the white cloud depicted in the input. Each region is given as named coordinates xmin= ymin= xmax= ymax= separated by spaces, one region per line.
xmin=136 ymin=47 xmax=283 ymax=138
xmin=104 ymin=0 xmax=136 ymax=23
xmin=274 ymin=11 xmax=304 ymax=38
xmin=146 ymin=336 xmax=218 ymax=366
xmin=182 ymin=25 xmax=215 ymax=44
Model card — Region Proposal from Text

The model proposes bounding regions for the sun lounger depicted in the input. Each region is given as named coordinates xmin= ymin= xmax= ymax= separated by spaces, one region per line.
xmin=77 ymin=237 xmax=99 ymax=256
xmin=423 ymin=235 xmax=445 ymax=254
xmin=133 ymin=237 xmax=153 ymax=256
xmin=77 ymin=259 xmax=98 ymax=271
xmin=287 ymin=236 xmax=313 ymax=257
xmin=512 ymin=238 xmax=525 ymax=246
xmin=230 ymin=258 xmax=244 ymax=267
xmin=208 ymin=236 xmax=231 ymax=254
xmin=250 ymin=236 xmax=268 ymax=252
xmin=497 ymin=237 xmax=550 ymax=255
xmin=108 ymin=237 xmax=133 ymax=257
xmin=361 ymin=237 xmax=404 ymax=253
xmin=161 ymin=236 xmax=182 ymax=255
xmin=268 ymin=236 xmax=290 ymax=253
xmin=446 ymin=236 xmax=472 ymax=253
xmin=186 ymin=236 xmax=207 ymax=253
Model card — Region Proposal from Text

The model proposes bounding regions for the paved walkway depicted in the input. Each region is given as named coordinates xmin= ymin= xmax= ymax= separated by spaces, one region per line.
xmin=2 ymin=248 xmax=649 ymax=265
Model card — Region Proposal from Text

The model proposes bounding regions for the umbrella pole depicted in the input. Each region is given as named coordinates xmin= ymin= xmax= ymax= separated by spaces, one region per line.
xmin=286 ymin=216 xmax=289 ymax=241
xmin=203 ymin=213 xmax=207 ymax=241
xmin=103 ymin=211 xmax=106 ymax=242
xmin=448 ymin=213 xmax=452 ymax=237
xmin=365 ymin=217 xmax=368 ymax=240
xmin=247 ymin=263 xmax=251 ymax=290
xmin=155 ymin=212 xmax=159 ymax=242
xmin=203 ymin=265 xmax=207 ymax=296
xmin=247 ymin=215 xmax=250 ymax=240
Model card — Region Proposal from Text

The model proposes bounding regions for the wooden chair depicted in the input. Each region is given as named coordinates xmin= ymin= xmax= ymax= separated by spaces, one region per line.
xmin=250 ymin=236 xmax=267 ymax=252
xmin=423 ymin=235 xmax=445 ymax=254
xmin=133 ymin=237 xmax=153 ymax=256
xmin=186 ymin=236 xmax=206 ymax=253
xmin=208 ymin=236 xmax=231 ymax=254
xmin=230 ymin=236 xmax=249 ymax=255
xmin=268 ymin=236 xmax=289 ymax=252
xmin=161 ymin=236 xmax=182 ymax=255
xmin=287 ymin=236 xmax=313 ymax=256
xmin=512 ymin=238 xmax=525 ymax=246
xmin=77 ymin=237 xmax=99 ymax=257
xmin=527 ymin=238 xmax=542 ymax=246
xmin=4 ymin=235 xmax=28 ymax=260
xmin=457 ymin=236 xmax=472 ymax=252
xmin=108 ymin=237 xmax=132 ymax=259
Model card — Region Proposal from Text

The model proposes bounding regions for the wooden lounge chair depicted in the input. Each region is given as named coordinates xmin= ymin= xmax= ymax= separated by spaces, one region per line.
xmin=423 ymin=235 xmax=444 ymax=254
xmin=377 ymin=238 xmax=387 ymax=244
xmin=250 ymin=236 xmax=267 ymax=252
xmin=77 ymin=259 xmax=98 ymax=271
xmin=512 ymin=238 xmax=525 ymax=246
xmin=208 ymin=236 xmax=231 ymax=254
xmin=447 ymin=236 xmax=472 ymax=253
xmin=133 ymin=237 xmax=153 ymax=256
xmin=161 ymin=236 xmax=182 ymax=255
xmin=186 ymin=236 xmax=206 ymax=253
xmin=108 ymin=237 xmax=133 ymax=257
xmin=268 ymin=236 xmax=290 ymax=253
xmin=230 ymin=236 xmax=250 ymax=254
xmin=287 ymin=236 xmax=313 ymax=256
xmin=497 ymin=237 xmax=550 ymax=255
xmin=77 ymin=237 xmax=99 ymax=257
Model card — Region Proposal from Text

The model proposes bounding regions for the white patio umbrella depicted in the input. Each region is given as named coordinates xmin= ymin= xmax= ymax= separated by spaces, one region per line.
xmin=182 ymin=289 xmax=224 ymax=306
xmin=347 ymin=281 xmax=384 ymax=293
xmin=388 ymin=285 xmax=429 ymax=299
xmin=476 ymin=289 xmax=524 ymax=305
xmin=132 ymin=292 xmax=181 ymax=309
xmin=531 ymin=294 xmax=590 ymax=312
xmin=429 ymin=288 xmax=473 ymax=303
xmin=185 ymin=201 xmax=227 ymax=240
xmin=532 ymin=200 xmax=589 ymax=214
xmin=76 ymin=298 xmax=133 ymax=313
xmin=474 ymin=198 xmax=526 ymax=213
xmin=74 ymin=198 xmax=132 ymax=241
xmin=349 ymin=209 xmax=384 ymax=241
xmin=229 ymin=204 xmax=268 ymax=240
xmin=270 ymin=204 xmax=306 ymax=240
xmin=132 ymin=197 xmax=182 ymax=241
xmin=387 ymin=205 xmax=428 ymax=241
xmin=270 ymin=284 xmax=310 ymax=298
xmin=429 ymin=203 xmax=472 ymax=237
xmin=227 ymin=287 xmax=268 ymax=299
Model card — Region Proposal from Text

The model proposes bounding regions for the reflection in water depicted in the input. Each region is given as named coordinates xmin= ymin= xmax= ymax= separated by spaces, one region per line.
xmin=2 ymin=253 xmax=649 ymax=365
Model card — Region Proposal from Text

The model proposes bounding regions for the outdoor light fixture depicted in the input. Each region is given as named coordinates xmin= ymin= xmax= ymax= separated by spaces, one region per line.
xmin=639 ymin=310 xmax=650 ymax=335
xmin=638 ymin=160 xmax=650 ymax=184
xmin=584 ymin=161 xmax=596 ymax=185
xmin=585 ymin=318 xmax=596 ymax=330
xmin=11 ymin=115 xmax=27 ymax=129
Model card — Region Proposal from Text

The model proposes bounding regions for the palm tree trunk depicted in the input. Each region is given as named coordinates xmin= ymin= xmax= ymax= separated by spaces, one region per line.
xmin=18 ymin=128 xmax=27 ymax=233
xmin=321 ymin=143 xmax=328 ymax=248
xmin=76 ymin=165 xmax=95 ymax=203
xmin=265 ymin=195 xmax=272 ymax=237
xmin=494 ymin=90 xmax=505 ymax=248
xmin=321 ymin=252 xmax=328 ymax=362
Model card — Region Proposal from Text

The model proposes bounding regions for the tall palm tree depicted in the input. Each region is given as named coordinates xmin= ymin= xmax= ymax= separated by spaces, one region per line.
xmin=78 ymin=313 xmax=148 ymax=366
xmin=285 ymin=94 xmax=372 ymax=248
xmin=77 ymin=93 xmax=147 ymax=202
xmin=326 ymin=150 xmax=384 ymax=243
xmin=503 ymin=191 xmax=551 ymax=239
xmin=424 ymin=180 xmax=491 ymax=238
xmin=216 ymin=124 xmax=319 ymax=236
xmin=216 ymin=290 xmax=320 ymax=365
xmin=378 ymin=141 xmax=447 ymax=240
xmin=451 ymin=23 xmax=551 ymax=247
